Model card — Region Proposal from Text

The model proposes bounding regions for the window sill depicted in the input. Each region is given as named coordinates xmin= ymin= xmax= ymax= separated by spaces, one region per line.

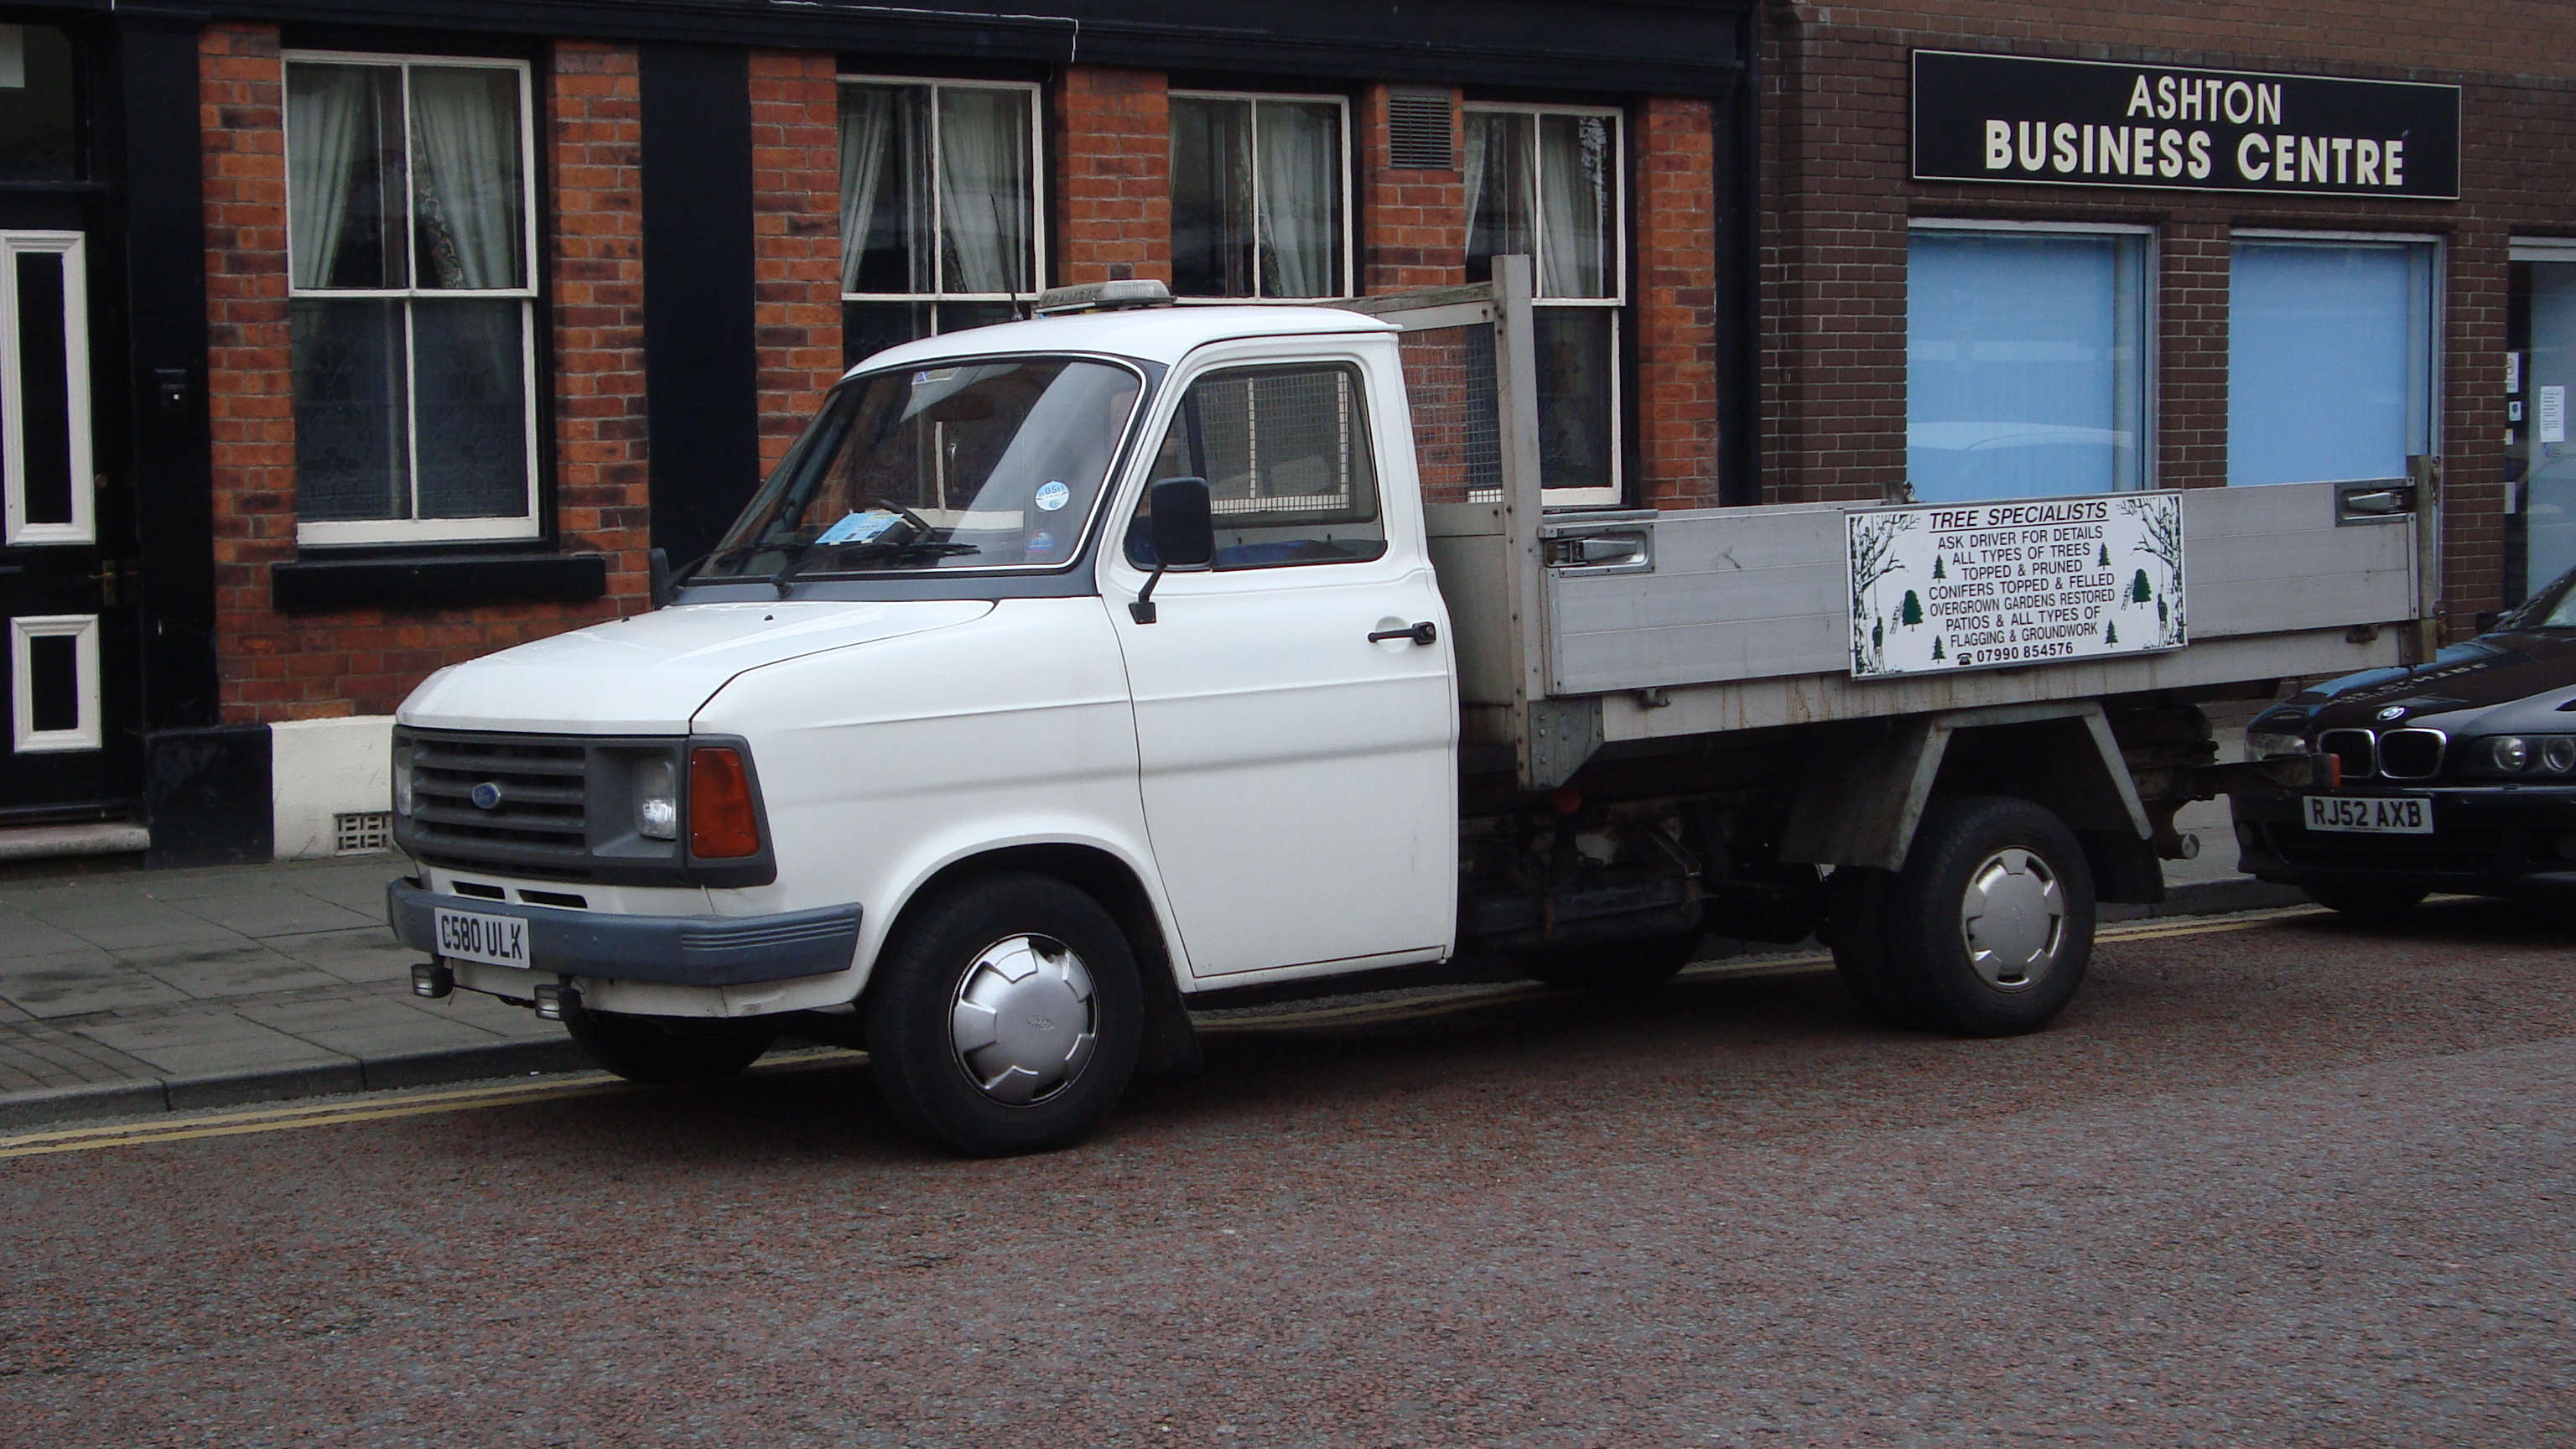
xmin=271 ymin=553 xmax=609 ymax=612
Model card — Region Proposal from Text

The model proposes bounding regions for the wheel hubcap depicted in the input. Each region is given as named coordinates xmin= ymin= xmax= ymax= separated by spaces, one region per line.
xmin=1958 ymin=848 xmax=2064 ymax=991
xmin=948 ymin=934 xmax=1098 ymax=1106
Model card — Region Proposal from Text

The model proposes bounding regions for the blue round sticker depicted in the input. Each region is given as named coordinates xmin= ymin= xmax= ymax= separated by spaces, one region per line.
xmin=1033 ymin=480 xmax=1072 ymax=512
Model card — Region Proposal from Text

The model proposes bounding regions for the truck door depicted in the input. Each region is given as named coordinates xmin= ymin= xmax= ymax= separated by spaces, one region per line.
xmin=1108 ymin=346 xmax=1457 ymax=978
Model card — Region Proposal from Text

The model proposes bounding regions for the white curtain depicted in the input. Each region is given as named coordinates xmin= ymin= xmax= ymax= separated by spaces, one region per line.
xmin=1465 ymin=112 xmax=1535 ymax=279
xmin=410 ymin=67 xmax=524 ymax=289
xmin=1537 ymin=114 xmax=1610 ymax=299
xmin=1256 ymin=101 xmax=1337 ymax=298
xmin=288 ymin=65 xmax=368 ymax=289
xmin=839 ymin=86 xmax=893 ymax=292
xmin=937 ymin=88 xmax=1031 ymax=295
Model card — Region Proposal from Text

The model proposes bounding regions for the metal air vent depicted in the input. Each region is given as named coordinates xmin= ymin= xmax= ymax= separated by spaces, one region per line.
xmin=1387 ymin=89 xmax=1455 ymax=170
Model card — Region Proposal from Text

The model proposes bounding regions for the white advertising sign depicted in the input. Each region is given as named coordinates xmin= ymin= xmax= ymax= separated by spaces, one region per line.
xmin=1847 ymin=493 xmax=2186 ymax=678
xmin=2541 ymin=384 xmax=2567 ymax=444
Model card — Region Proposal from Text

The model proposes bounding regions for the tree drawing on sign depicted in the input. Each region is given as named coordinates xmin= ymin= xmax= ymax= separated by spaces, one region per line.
xmin=1901 ymin=590 xmax=1924 ymax=626
xmin=2130 ymin=569 xmax=2153 ymax=604
xmin=1846 ymin=511 xmax=1919 ymax=673
xmin=2105 ymin=619 xmax=2118 ymax=645
xmin=1932 ymin=636 xmax=1946 ymax=661
xmin=2097 ymin=543 xmax=2111 ymax=569
xmin=2117 ymin=494 xmax=2187 ymax=647
xmin=1932 ymin=556 xmax=1947 ymax=580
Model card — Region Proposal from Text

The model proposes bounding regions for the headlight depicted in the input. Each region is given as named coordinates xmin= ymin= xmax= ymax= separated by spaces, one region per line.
xmin=2463 ymin=735 xmax=2576 ymax=776
xmin=391 ymin=743 xmax=414 ymax=817
xmin=2245 ymin=730 xmax=2307 ymax=761
xmin=633 ymin=756 xmax=679 ymax=839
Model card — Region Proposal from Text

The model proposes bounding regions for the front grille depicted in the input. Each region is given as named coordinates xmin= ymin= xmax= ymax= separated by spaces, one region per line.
xmin=406 ymin=732 xmax=594 ymax=875
xmin=2320 ymin=729 xmax=2378 ymax=780
xmin=2376 ymin=728 xmax=2448 ymax=780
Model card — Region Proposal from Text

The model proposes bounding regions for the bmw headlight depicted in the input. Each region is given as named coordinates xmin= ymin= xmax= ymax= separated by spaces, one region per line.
xmin=2466 ymin=735 xmax=2576 ymax=776
xmin=2245 ymin=730 xmax=2308 ymax=761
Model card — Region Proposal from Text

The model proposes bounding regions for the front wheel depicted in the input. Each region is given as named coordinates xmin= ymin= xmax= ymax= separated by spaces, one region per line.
xmin=1880 ymin=796 xmax=2096 ymax=1037
xmin=865 ymin=873 xmax=1143 ymax=1156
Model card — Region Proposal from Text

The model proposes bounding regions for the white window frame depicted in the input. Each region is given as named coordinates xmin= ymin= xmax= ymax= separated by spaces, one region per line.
xmin=10 ymin=612 xmax=99 ymax=753
xmin=1465 ymin=101 xmax=1626 ymax=506
xmin=1166 ymin=89 xmax=1356 ymax=303
xmin=283 ymin=50 xmax=542 ymax=548
xmin=837 ymin=75 xmax=1047 ymax=328
xmin=1907 ymin=217 xmax=2160 ymax=496
xmin=2228 ymin=228 xmax=2444 ymax=485
xmin=0 ymin=230 xmax=91 ymax=546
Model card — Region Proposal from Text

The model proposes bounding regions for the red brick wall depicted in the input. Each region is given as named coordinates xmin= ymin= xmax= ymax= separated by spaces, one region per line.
xmin=748 ymin=49 xmax=844 ymax=467
xmin=1055 ymin=67 xmax=1168 ymax=286
xmin=1758 ymin=0 xmax=2576 ymax=634
xmin=1636 ymin=96 xmax=1721 ymax=508
xmin=196 ymin=31 xmax=647 ymax=724
xmin=1359 ymin=84 xmax=1466 ymax=293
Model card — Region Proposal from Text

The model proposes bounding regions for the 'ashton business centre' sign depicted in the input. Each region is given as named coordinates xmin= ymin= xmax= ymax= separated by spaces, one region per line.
xmin=1913 ymin=51 xmax=2460 ymax=200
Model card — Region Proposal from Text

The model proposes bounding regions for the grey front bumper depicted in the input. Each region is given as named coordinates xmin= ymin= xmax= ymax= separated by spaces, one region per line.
xmin=387 ymin=878 xmax=861 ymax=988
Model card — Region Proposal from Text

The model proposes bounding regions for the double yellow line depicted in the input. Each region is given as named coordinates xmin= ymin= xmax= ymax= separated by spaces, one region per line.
xmin=2 ymin=906 xmax=2321 ymax=1161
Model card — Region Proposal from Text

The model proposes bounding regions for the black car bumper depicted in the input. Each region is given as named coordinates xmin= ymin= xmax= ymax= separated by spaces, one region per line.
xmin=387 ymin=878 xmax=863 ymax=987
xmin=2231 ymin=785 xmax=2576 ymax=897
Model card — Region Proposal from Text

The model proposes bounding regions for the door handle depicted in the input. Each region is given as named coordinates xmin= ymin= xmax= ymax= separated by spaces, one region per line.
xmin=1368 ymin=621 xmax=1438 ymax=647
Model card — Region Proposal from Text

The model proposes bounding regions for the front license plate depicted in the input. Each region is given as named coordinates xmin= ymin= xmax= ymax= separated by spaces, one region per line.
xmin=434 ymin=906 xmax=531 ymax=969
xmin=2303 ymin=794 xmax=2433 ymax=835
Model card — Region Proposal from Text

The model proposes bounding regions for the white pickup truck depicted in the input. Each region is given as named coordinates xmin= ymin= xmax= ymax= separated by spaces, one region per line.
xmin=387 ymin=262 xmax=2421 ymax=1154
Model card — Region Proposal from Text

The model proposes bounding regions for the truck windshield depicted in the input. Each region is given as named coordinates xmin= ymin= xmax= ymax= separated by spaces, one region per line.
xmin=695 ymin=356 xmax=1144 ymax=580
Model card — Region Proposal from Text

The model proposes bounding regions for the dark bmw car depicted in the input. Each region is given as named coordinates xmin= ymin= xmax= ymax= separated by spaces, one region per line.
xmin=2233 ymin=566 xmax=2576 ymax=919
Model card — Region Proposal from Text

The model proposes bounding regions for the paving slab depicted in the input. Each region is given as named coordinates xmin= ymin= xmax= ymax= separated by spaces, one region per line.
xmin=75 ymin=1014 xmax=356 ymax=1077
xmin=0 ymin=955 xmax=192 ymax=1018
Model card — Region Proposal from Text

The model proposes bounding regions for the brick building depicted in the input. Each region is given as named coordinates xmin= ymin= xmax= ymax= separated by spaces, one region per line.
xmin=0 ymin=0 xmax=2566 ymax=862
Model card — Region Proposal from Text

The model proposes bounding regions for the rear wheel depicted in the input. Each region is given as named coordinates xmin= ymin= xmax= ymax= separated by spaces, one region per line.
xmin=562 ymin=1003 xmax=776 ymax=1084
xmin=865 ymin=873 xmax=1143 ymax=1156
xmin=2303 ymin=881 xmax=2428 ymax=924
xmin=1880 ymin=796 xmax=2095 ymax=1037
xmin=1531 ymin=928 xmax=1702 ymax=993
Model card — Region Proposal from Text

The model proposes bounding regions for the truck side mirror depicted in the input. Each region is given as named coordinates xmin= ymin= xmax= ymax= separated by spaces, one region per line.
xmin=1148 ymin=477 xmax=1214 ymax=568
xmin=1131 ymin=476 xmax=1213 ymax=624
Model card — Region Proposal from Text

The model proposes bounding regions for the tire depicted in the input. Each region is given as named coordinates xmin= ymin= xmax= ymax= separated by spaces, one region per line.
xmin=2303 ymin=881 xmax=2428 ymax=924
xmin=1880 ymin=796 xmax=2096 ymax=1037
xmin=1531 ymin=928 xmax=1702 ymax=992
xmin=1825 ymin=865 xmax=1918 ymax=1028
xmin=865 ymin=872 xmax=1143 ymax=1156
xmin=561 ymin=1004 xmax=776 ymax=1084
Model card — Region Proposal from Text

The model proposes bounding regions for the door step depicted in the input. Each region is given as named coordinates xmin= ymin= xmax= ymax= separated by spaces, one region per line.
xmin=0 ymin=820 xmax=152 ymax=869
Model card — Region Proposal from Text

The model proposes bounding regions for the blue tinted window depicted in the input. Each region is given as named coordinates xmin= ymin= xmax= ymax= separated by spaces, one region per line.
xmin=2228 ymin=240 xmax=2433 ymax=486
xmin=1908 ymin=229 xmax=2147 ymax=503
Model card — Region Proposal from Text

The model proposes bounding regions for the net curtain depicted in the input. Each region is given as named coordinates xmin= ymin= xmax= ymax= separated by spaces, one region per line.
xmin=288 ymin=62 xmax=522 ymax=291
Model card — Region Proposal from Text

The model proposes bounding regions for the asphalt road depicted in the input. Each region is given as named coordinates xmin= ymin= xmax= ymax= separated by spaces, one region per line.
xmin=3 ymin=902 xmax=2572 ymax=1447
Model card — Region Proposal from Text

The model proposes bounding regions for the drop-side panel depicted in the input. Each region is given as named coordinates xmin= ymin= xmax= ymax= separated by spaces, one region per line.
xmin=1545 ymin=481 xmax=2418 ymax=699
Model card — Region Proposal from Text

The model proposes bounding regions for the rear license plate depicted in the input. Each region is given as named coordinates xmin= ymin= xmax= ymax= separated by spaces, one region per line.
xmin=434 ymin=906 xmax=531 ymax=969
xmin=2303 ymin=794 xmax=2433 ymax=834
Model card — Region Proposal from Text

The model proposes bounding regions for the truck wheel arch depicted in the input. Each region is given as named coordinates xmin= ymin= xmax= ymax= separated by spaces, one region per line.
xmin=882 ymin=844 xmax=1202 ymax=1078
xmin=1779 ymin=701 xmax=2161 ymax=903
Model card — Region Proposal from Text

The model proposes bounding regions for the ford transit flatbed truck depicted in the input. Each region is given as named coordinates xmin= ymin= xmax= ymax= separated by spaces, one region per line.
xmin=387 ymin=262 xmax=2418 ymax=1154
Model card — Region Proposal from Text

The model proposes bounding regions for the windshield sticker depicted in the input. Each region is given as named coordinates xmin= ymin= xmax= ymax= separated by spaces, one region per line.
xmin=1033 ymin=480 xmax=1072 ymax=512
xmin=815 ymin=510 xmax=901 ymax=546
xmin=1026 ymin=531 xmax=1057 ymax=555
xmin=911 ymin=368 xmax=958 ymax=386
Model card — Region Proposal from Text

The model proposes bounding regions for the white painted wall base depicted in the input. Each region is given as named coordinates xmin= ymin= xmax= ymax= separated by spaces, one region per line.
xmin=272 ymin=715 xmax=394 ymax=860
